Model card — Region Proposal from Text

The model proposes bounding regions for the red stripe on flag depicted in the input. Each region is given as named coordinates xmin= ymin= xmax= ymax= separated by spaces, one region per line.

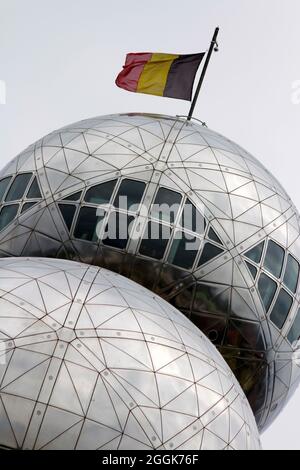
xmin=115 ymin=53 xmax=152 ymax=92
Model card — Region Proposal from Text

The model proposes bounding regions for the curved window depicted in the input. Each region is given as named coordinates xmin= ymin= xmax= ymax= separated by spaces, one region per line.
xmin=103 ymin=212 xmax=135 ymax=250
xmin=264 ymin=240 xmax=284 ymax=278
xmin=113 ymin=179 xmax=146 ymax=211
xmin=139 ymin=222 xmax=170 ymax=260
xmin=0 ymin=177 xmax=12 ymax=202
xmin=258 ymin=273 xmax=277 ymax=312
xmin=0 ymin=205 xmax=18 ymax=231
xmin=287 ymin=309 xmax=300 ymax=344
xmin=85 ymin=180 xmax=117 ymax=205
xmin=151 ymin=188 xmax=182 ymax=224
xmin=270 ymin=289 xmax=293 ymax=329
xmin=74 ymin=207 xmax=105 ymax=242
xmin=283 ymin=255 xmax=299 ymax=294
xmin=5 ymin=173 xmax=32 ymax=202
xmin=168 ymin=232 xmax=201 ymax=269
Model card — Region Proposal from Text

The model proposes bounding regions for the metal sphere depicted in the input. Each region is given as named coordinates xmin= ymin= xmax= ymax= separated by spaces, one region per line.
xmin=0 ymin=258 xmax=260 ymax=450
xmin=0 ymin=113 xmax=299 ymax=430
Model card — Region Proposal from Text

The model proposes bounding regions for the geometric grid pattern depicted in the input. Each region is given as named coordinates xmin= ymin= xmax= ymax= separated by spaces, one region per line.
xmin=0 ymin=113 xmax=299 ymax=430
xmin=55 ymin=179 xmax=225 ymax=271
xmin=0 ymin=258 xmax=261 ymax=450
xmin=243 ymin=240 xmax=300 ymax=332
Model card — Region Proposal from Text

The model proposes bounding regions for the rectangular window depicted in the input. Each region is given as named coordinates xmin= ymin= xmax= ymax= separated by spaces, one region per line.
xmin=258 ymin=273 xmax=277 ymax=312
xmin=0 ymin=177 xmax=12 ymax=202
xmin=168 ymin=232 xmax=201 ymax=269
xmin=0 ymin=204 xmax=19 ymax=231
xmin=84 ymin=180 xmax=117 ymax=205
xmin=283 ymin=255 xmax=299 ymax=294
xmin=270 ymin=288 xmax=293 ymax=329
xmin=139 ymin=222 xmax=170 ymax=260
xmin=151 ymin=188 xmax=182 ymax=224
xmin=113 ymin=179 xmax=146 ymax=211
xmin=264 ymin=240 xmax=285 ymax=278
xmin=74 ymin=207 xmax=105 ymax=242
xmin=102 ymin=212 xmax=134 ymax=250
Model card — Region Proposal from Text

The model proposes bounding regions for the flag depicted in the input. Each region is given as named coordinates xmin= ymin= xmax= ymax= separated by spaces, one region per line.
xmin=115 ymin=52 xmax=205 ymax=101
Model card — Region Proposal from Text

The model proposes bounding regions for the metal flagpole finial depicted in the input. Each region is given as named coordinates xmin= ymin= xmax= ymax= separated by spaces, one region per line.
xmin=187 ymin=27 xmax=220 ymax=122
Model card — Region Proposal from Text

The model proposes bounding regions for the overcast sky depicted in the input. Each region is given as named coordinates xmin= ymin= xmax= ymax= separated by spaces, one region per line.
xmin=1 ymin=0 xmax=300 ymax=450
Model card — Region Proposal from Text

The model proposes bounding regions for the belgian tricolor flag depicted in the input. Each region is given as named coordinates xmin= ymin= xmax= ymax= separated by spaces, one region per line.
xmin=115 ymin=52 xmax=205 ymax=101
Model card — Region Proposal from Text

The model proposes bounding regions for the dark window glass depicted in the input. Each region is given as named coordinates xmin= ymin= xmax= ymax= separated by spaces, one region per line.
xmin=198 ymin=243 xmax=224 ymax=267
xmin=139 ymin=222 xmax=170 ymax=260
xmin=58 ymin=204 xmax=77 ymax=231
xmin=258 ymin=273 xmax=277 ymax=311
xmin=63 ymin=191 xmax=82 ymax=202
xmin=246 ymin=262 xmax=257 ymax=280
xmin=168 ymin=232 xmax=201 ymax=269
xmin=0 ymin=205 xmax=19 ymax=231
xmin=283 ymin=255 xmax=299 ymax=294
xmin=0 ymin=177 xmax=12 ymax=202
xmin=270 ymin=289 xmax=293 ymax=329
xmin=103 ymin=212 xmax=134 ymax=250
xmin=180 ymin=199 xmax=206 ymax=235
xmin=114 ymin=179 xmax=146 ymax=211
xmin=151 ymin=188 xmax=182 ymax=224
xmin=244 ymin=241 xmax=264 ymax=264
xmin=27 ymin=178 xmax=42 ymax=199
xmin=85 ymin=179 xmax=117 ymax=205
xmin=74 ymin=207 xmax=105 ymax=242
xmin=288 ymin=309 xmax=300 ymax=344
xmin=5 ymin=173 xmax=32 ymax=202
xmin=264 ymin=240 xmax=285 ymax=278
xmin=21 ymin=202 xmax=36 ymax=214
xmin=208 ymin=227 xmax=222 ymax=245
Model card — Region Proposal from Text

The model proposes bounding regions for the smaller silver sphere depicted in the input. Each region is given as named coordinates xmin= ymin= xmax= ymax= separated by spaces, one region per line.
xmin=0 ymin=258 xmax=260 ymax=450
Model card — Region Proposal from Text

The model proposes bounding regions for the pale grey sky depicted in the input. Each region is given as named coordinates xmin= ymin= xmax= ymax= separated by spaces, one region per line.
xmin=1 ymin=0 xmax=300 ymax=449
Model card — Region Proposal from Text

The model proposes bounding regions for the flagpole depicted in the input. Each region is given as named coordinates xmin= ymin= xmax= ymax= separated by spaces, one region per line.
xmin=187 ymin=27 xmax=219 ymax=121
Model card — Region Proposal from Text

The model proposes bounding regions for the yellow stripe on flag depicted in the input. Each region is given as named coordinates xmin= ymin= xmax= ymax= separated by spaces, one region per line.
xmin=137 ymin=53 xmax=179 ymax=96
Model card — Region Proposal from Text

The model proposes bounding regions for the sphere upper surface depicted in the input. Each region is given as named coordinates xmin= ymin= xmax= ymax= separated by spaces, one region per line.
xmin=0 ymin=113 xmax=299 ymax=430
xmin=0 ymin=257 xmax=260 ymax=450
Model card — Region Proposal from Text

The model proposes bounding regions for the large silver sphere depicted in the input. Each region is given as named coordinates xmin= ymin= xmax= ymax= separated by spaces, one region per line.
xmin=0 ymin=258 xmax=260 ymax=450
xmin=0 ymin=113 xmax=299 ymax=430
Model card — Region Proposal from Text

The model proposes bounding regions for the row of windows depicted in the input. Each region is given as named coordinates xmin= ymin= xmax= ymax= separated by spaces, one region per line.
xmin=0 ymin=174 xmax=42 ymax=232
xmin=245 ymin=240 xmax=299 ymax=294
xmin=245 ymin=239 xmax=300 ymax=343
xmin=61 ymin=178 xmax=208 ymax=232
xmin=58 ymin=178 xmax=225 ymax=271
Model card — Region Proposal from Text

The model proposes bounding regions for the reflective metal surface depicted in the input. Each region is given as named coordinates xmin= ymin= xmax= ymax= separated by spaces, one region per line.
xmin=0 ymin=113 xmax=299 ymax=430
xmin=0 ymin=258 xmax=260 ymax=450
